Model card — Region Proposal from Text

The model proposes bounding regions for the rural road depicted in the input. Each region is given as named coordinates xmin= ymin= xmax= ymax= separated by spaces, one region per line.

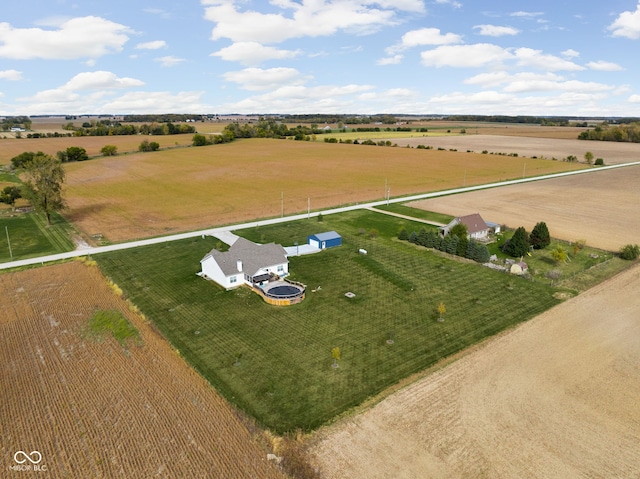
xmin=2 ymin=161 xmax=639 ymax=271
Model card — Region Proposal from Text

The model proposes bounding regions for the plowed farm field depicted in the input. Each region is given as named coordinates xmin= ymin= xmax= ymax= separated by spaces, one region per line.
xmin=309 ymin=263 xmax=640 ymax=479
xmin=0 ymin=262 xmax=285 ymax=479
xmin=0 ymin=134 xmax=194 ymax=162
xmin=62 ymin=139 xmax=583 ymax=242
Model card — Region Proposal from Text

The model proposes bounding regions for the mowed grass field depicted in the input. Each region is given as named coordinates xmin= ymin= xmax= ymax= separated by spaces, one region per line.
xmin=0 ymin=133 xmax=194 ymax=162
xmin=63 ymin=138 xmax=585 ymax=242
xmin=95 ymin=210 xmax=562 ymax=432
xmin=0 ymin=212 xmax=74 ymax=262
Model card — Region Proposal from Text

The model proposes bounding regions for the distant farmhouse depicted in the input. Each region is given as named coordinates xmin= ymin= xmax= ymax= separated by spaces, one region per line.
xmin=308 ymin=231 xmax=342 ymax=250
xmin=200 ymin=237 xmax=288 ymax=290
xmin=439 ymin=213 xmax=500 ymax=240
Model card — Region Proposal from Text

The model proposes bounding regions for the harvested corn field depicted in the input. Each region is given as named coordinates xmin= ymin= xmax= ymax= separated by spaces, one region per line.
xmin=0 ymin=261 xmax=285 ymax=479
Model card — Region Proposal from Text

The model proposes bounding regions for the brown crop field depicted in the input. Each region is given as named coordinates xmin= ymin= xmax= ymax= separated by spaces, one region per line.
xmin=62 ymin=139 xmax=584 ymax=242
xmin=0 ymin=261 xmax=286 ymax=479
xmin=389 ymin=134 xmax=640 ymax=165
xmin=407 ymin=164 xmax=640 ymax=252
xmin=309 ymin=263 xmax=640 ymax=479
xmin=0 ymin=134 xmax=194 ymax=162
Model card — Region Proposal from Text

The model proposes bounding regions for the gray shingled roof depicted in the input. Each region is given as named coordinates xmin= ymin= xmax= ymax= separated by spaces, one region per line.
xmin=201 ymin=237 xmax=288 ymax=277
xmin=310 ymin=231 xmax=341 ymax=242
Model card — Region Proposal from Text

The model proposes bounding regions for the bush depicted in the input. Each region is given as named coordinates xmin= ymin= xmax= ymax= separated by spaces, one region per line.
xmin=619 ymin=244 xmax=640 ymax=260
xmin=595 ymin=158 xmax=604 ymax=166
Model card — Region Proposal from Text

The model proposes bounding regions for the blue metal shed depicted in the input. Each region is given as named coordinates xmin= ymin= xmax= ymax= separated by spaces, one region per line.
xmin=308 ymin=231 xmax=342 ymax=250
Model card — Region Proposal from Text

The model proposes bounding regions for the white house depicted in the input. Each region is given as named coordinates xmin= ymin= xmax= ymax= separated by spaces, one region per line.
xmin=439 ymin=213 xmax=490 ymax=240
xmin=200 ymin=237 xmax=289 ymax=290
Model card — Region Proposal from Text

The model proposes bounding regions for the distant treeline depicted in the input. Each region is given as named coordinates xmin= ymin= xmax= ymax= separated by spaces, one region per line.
xmin=444 ymin=115 xmax=572 ymax=126
xmin=121 ymin=114 xmax=203 ymax=123
xmin=61 ymin=120 xmax=196 ymax=136
xmin=1 ymin=116 xmax=32 ymax=131
xmin=578 ymin=122 xmax=640 ymax=143
xmin=282 ymin=114 xmax=400 ymax=125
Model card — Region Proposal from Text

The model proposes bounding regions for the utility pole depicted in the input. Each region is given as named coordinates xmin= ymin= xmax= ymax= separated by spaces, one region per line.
xmin=6 ymin=226 xmax=13 ymax=260
xmin=523 ymin=163 xmax=526 ymax=179
xmin=307 ymin=197 xmax=310 ymax=219
xmin=281 ymin=191 xmax=284 ymax=217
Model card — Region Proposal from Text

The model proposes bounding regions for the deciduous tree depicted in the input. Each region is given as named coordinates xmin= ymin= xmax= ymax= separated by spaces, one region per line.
xmin=0 ymin=186 xmax=21 ymax=209
xmin=101 ymin=144 xmax=118 ymax=156
xmin=22 ymin=153 xmax=65 ymax=225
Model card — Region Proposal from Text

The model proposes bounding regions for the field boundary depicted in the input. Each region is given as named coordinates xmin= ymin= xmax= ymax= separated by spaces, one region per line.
xmin=1 ymin=160 xmax=638 ymax=271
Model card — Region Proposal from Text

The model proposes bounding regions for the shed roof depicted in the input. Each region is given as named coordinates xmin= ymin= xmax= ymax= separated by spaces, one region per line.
xmin=309 ymin=231 xmax=341 ymax=241
xmin=201 ymin=237 xmax=288 ymax=277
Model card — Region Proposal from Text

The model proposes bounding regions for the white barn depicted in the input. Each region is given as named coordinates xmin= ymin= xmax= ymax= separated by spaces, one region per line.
xmin=200 ymin=237 xmax=289 ymax=290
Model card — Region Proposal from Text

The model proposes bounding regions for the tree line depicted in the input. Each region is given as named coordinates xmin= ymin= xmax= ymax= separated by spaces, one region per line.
xmin=578 ymin=122 xmax=640 ymax=143
xmin=398 ymin=224 xmax=491 ymax=263
xmin=61 ymin=120 xmax=196 ymax=137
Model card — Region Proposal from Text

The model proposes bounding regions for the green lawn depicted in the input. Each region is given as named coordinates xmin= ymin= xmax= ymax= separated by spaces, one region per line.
xmin=95 ymin=210 xmax=562 ymax=433
xmin=0 ymin=211 xmax=75 ymax=262
xmin=375 ymin=204 xmax=455 ymax=225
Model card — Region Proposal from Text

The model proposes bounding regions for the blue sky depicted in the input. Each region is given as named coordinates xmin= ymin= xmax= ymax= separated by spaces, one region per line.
xmin=1 ymin=0 xmax=640 ymax=116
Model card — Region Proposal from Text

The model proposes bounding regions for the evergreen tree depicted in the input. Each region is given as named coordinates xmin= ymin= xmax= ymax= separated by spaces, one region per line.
xmin=445 ymin=235 xmax=459 ymax=254
xmin=529 ymin=221 xmax=551 ymax=249
xmin=398 ymin=228 xmax=409 ymax=241
xmin=408 ymin=231 xmax=418 ymax=244
xmin=475 ymin=243 xmax=491 ymax=263
xmin=502 ymin=227 xmax=529 ymax=257
xmin=425 ymin=230 xmax=437 ymax=248
xmin=465 ymin=239 xmax=479 ymax=260
xmin=417 ymin=228 xmax=429 ymax=246
xmin=456 ymin=235 xmax=468 ymax=257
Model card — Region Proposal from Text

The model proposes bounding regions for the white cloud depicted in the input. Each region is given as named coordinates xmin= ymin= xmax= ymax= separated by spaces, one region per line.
xmin=629 ymin=94 xmax=640 ymax=103
xmin=377 ymin=54 xmax=403 ymax=65
xmin=587 ymin=60 xmax=624 ymax=71
xmin=203 ymin=1 xmax=421 ymax=44
xmin=513 ymin=48 xmax=585 ymax=71
xmin=154 ymin=55 xmax=186 ymax=67
xmin=421 ymin=43 xmax=512 ymax=68
xmin=608 ymin=1 xmax=640 ymax=39
xmin=393 ymin=27 xmax=463 ymax=51
xmin=0 ymin=16 xmax=131 ymax=60
xmin=561 ymin=49 xmax=580 ymax=58
xmin=0 ymin=69 xmax=22 ymax=81
xmin=217 ymin=83 xmax=375 ymax=113
xmin=473 ymin=24 xmax=519 ymax=37
xmin=223 ymin=67 xmax=309 ymax=91
xmin=101 ymin=91 xmax=208 ymax=113
xmin=211 ymin=42 xmax=301 ymax=66
xmin=135 ymin=40 xmax=167 ymax=50
xmin=465 ymin=71 xmax=563 ymax=88
xmin=435 ymin=0 xmax=462 ymax=8
xmin=510 ymin=11 xmax=544 ymax=18
xmin=64 ymin=71 xmax=145 ymax=90
xmin=503 ymin=79 xmax=614 ymax=94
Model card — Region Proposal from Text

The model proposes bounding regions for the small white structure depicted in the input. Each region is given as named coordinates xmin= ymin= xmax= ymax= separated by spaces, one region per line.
xmin=358 ymin=249 xmax=367 ymax=255
xmin=510 ymin=261 xmax=529 ymax=276
xmin=200 ymin=237 xmax=288 ymax=290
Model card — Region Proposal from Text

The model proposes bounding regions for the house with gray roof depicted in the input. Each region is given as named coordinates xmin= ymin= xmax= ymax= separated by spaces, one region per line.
xmin=200 ymin=237 xmax=289 ymax=290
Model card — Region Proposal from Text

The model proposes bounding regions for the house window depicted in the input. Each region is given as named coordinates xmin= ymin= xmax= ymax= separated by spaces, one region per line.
xmin=229 ymin=276 xmax=237 ymax=284
xmin=277 ymin=265 xmax=284 ymax=273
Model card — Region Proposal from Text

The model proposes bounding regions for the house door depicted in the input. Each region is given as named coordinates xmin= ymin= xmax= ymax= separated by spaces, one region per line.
xmin=322 ymin=241 xmax=326 ymax=249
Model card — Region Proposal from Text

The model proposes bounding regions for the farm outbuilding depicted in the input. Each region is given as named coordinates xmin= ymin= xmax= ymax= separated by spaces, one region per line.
xmin=308 ymin=231 xmax=342 ymax=250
